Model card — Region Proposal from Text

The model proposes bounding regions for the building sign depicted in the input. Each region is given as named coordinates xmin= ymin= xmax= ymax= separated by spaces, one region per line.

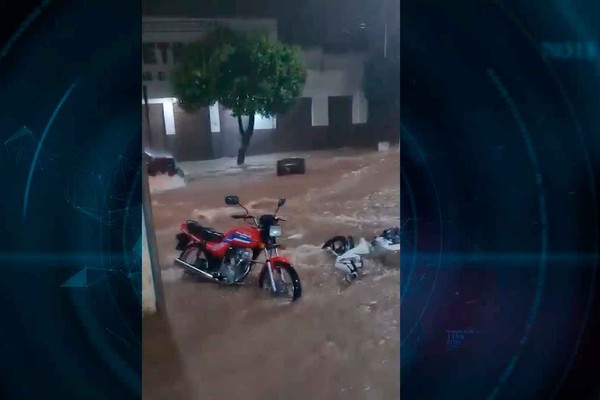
xmin=142 ymin=19 xmax=277 ymax=82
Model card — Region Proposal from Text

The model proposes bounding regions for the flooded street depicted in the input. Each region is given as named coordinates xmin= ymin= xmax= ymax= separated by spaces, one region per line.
xmin=143 ymin=148 xmax=400 ymax=400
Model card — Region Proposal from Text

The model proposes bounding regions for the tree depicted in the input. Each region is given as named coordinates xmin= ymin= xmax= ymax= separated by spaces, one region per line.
xmin=172 ymin=28 xmax=307 ymax=165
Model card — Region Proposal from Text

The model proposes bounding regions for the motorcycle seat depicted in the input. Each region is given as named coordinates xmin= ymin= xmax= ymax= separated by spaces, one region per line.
xmin=186 ymin=221 xmax=224 ymax=242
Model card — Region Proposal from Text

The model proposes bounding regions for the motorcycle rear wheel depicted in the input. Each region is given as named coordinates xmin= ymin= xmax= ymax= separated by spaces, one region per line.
xmin=179 ymin=247 xmax=210 ymax=276
xmin=258 ymin=262 xmax=302 ymax=302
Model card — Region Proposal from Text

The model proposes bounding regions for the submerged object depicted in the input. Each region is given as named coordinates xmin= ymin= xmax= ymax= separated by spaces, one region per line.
xmin=372 ymin=227 xmax=400 ymax=253
xmin=276 ymin=157 xmax=306 ymax=176
xmin=322 ymin=227 xmax=400 ymax=283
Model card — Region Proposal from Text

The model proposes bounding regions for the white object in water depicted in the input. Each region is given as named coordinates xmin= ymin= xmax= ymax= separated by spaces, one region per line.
xmin=378 ymin=141 xmax=390 ymax=152
xmin=329 ymin=235 xmax=399 ymax=283
xmin=372 ymin=236 xmax=400 ymax=252
xmin=148 ymin=175 xmax=186 ymax=194
xmin=333 ymin=238 xmax=373 ymax=277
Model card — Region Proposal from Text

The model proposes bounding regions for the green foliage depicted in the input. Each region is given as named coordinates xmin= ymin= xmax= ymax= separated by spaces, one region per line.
xmin=172 ymin=28 xmax=307 ymax=118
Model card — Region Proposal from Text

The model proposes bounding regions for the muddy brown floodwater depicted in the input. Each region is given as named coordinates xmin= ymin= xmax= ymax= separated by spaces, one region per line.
xmin=143 ymin=147 xmax=400 ymax=400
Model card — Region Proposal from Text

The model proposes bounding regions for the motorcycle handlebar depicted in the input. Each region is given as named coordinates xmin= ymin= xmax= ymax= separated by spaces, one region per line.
xmin=231 ymin=214 xmax=285 ymax=223
xmin=232 ymin=214 xmax=259 ymax=226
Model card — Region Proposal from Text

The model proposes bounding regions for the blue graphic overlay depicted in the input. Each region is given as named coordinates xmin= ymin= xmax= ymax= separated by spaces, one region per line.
xmin=446 ymin=329 xmax=482 ymax=351
xmin=22 ymin=82 xmax=78 ymax=217
xmin=0 ymin=1 xmax=141 ymax=399
xmin=4 ymin=126 xmax=54 ymax=167
xmin=400 ymin=1 xmax=600 ymax=399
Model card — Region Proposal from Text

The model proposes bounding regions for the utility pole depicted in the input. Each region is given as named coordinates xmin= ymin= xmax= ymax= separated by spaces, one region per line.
xmin=381 ymin=0 xmax=388 ymax=58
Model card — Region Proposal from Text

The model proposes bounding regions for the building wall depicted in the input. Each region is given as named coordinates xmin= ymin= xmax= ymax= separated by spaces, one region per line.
xmin=142 ymin=103 xmax=167 ymax=150
xmin=142 ymin=17 xmax=278 ymax=99
xmin=142 ymin=94 xmax=398 ymax=161
xmin=141 ymin=16 xmax=382 ymax=161
xmin=169 ymin=105 xmax=213 ymax=161
xmin=141 ymin=211 xmax=156 ymax=316
xmin=199 ymin=96 xmax=396 ymax=160
xmin=216 ymin=98 xmax=323 ymax=158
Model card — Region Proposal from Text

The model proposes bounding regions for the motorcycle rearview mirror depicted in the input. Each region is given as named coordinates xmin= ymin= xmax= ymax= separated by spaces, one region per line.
xmin=225 ymin=195 xmax=239 ymax=206
xmin=274 ymin=198 xmax=286 ymax=216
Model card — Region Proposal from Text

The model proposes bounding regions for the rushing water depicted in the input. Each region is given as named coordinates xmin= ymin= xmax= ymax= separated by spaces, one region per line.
xmin=143 ymin=147 xmax=400 ymax=400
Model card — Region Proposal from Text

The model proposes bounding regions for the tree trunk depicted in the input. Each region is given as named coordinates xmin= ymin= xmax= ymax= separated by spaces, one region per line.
xmin=236 ymin=114 xmax=255 ymax=165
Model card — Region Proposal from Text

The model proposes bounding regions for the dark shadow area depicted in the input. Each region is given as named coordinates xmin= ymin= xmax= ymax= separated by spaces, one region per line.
xmin=0 ymin=0 xmax=142 ymax=398
xmin=143 ymin=314 xmax=194 ymax=400
xmin=400 ymin=0 xmax=599 ymax=399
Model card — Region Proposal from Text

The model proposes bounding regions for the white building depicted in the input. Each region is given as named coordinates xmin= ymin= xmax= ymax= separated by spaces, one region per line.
xmin=142 ymin=16 xmax=369 ymax=160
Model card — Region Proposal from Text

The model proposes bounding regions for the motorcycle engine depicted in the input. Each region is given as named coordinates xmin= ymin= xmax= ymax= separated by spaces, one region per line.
xmin=219 ymin=248 xmax=253 ymax=283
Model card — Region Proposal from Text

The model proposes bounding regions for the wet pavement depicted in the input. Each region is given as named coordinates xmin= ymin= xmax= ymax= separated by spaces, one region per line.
xmin=143 ymin=148 xmax=400 ymax=400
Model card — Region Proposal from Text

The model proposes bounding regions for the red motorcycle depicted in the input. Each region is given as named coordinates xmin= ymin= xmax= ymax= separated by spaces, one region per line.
xmin=174 ymin=195 xmax=302 ymax=302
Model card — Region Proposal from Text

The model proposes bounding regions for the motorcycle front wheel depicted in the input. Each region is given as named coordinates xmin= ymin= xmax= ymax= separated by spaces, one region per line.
xmin=258 ymin=262 xmax=302 ymax=302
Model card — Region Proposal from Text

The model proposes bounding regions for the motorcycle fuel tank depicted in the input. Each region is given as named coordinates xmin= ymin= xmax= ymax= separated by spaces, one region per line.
xmin=223 ymin=226 xmax=261 ymax=248
xmin=204 ymin=226 xmax=261 ymax=258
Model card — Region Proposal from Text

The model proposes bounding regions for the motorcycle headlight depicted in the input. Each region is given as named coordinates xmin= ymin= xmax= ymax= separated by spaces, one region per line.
xmin=269 ymin=225 xmax=282 ymax=238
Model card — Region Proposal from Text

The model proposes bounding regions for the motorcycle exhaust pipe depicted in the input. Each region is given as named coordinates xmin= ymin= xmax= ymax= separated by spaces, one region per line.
xmin=174 ymin=258 xmax=219 ymax=282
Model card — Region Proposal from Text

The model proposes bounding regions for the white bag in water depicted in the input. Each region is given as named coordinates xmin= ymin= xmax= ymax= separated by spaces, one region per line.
xmin=333 ymin=238 xmax=372 ymax=277
xmin=372 ymin=236 xmax=400 ymax=253
xmin=324 ymin=229 xmax=400 ymax=283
